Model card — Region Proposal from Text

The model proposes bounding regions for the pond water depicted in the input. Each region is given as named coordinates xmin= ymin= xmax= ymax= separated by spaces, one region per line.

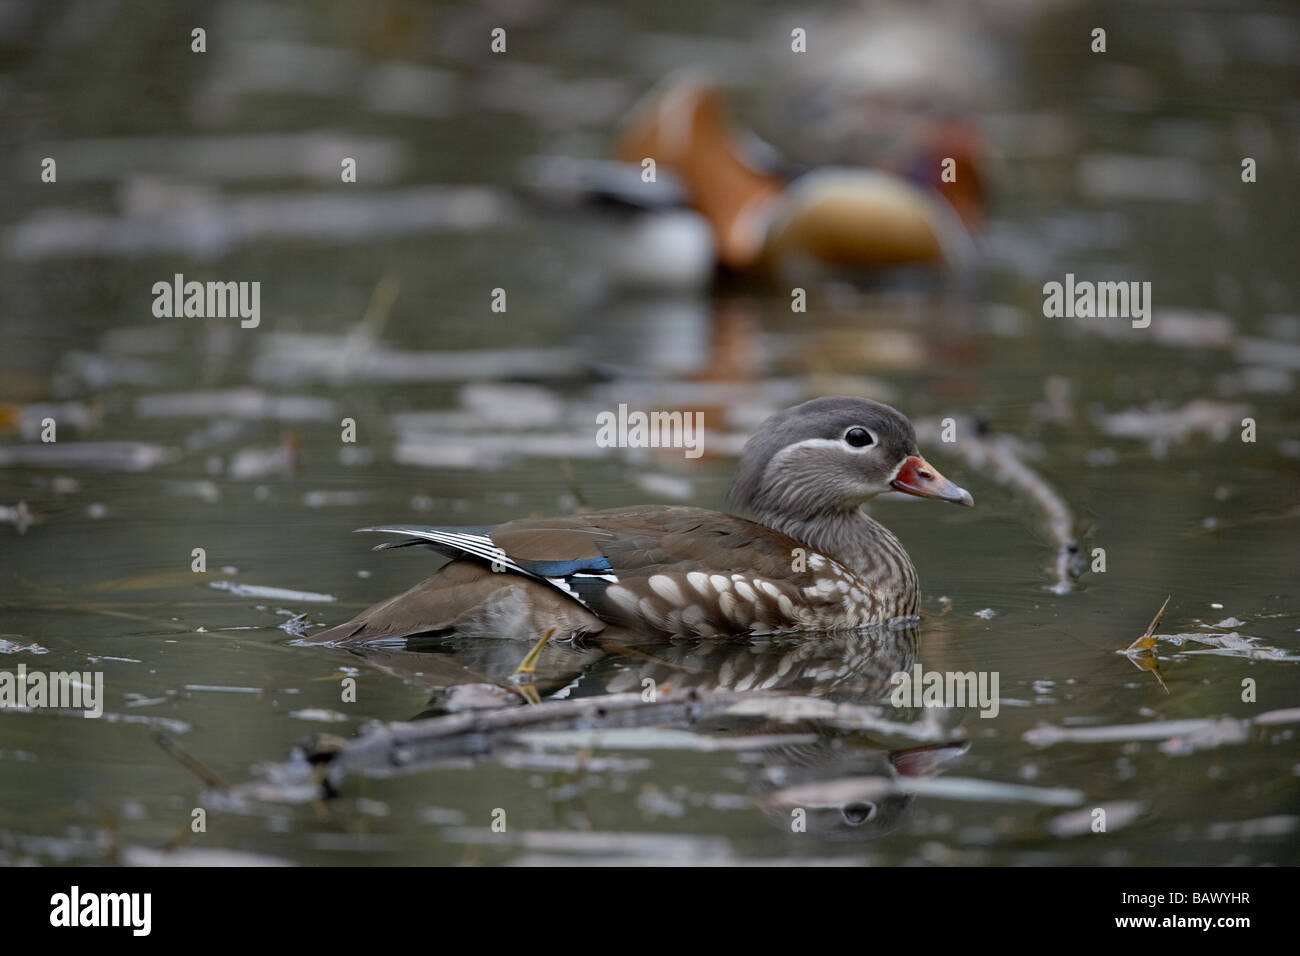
xmin=2 ymin=0 xmax=1298 ymax=865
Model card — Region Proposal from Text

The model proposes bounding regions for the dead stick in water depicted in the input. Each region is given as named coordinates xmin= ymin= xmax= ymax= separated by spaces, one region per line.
xmin=153 ymin=732 xmax=231 ymax=791
xmin=918 ymin=419 xmax=1080 ymax=594
xmin=314 ymin=687 xmax=958 ymax=784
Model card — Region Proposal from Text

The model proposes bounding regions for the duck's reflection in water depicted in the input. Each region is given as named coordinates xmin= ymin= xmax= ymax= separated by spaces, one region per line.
xmin=588 ymin=625 xmax=916 ymax=701
xmin=312 ymin=622 xmax=967 ymax=840
xmin=752 ymin=736 xmax=969 ymax=840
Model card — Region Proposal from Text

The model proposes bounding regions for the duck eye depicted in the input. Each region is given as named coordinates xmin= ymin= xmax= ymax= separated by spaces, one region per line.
xmin=843 ymin=427 xmax=874 ymax=448
xmin=842 ymin=801 xmax=878 ymax=825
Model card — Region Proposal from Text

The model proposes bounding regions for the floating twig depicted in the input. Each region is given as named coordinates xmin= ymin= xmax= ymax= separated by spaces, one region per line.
xmin=919 ymin=420 xmax=1081 ymax=594
xmin=153 ymin=732 xmax=231 ymax=791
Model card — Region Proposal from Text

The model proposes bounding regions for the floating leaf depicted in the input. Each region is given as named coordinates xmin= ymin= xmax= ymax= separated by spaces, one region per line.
xmin=1119 ymin=596 xmax=1171 ymax=692
xmin=1126 ymin=595 xmax=1170 ymax=652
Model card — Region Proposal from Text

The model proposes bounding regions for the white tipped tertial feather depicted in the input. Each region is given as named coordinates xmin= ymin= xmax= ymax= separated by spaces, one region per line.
xmin=355 ymin=526 xmax=604 ymax=613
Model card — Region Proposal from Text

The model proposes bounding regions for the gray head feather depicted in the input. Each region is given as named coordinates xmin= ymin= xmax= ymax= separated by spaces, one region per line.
xmin=730 ymin=397 xmax=919 ymax=522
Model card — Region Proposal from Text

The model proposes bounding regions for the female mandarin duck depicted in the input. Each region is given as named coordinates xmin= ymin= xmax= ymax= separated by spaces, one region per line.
xmin=307 ymin=398 xmax=972 ymax=647
xmin=611 ymin=76 xmax=982 ymax=274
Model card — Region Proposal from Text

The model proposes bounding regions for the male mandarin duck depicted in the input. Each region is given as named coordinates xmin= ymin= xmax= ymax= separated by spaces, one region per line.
xmin=611 ymin=76 xmax=983 ymax=274
xmin=307 ymin=398 xmax=972 ymax=647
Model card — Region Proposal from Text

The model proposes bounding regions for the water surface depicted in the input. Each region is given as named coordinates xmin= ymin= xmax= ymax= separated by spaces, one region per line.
xmin=1 ymin=0 xmax=1298 ymax=865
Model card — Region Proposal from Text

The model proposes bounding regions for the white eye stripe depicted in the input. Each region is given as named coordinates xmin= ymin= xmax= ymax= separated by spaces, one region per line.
xmin=774 ymin=435 xmax=879 ymax=457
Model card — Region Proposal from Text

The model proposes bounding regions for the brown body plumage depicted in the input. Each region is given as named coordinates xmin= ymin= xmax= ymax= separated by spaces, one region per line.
xmin=307 ymin=398 xmax=972 ymax=646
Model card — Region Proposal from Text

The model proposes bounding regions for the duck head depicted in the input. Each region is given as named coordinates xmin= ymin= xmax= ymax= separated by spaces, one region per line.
xmin=730 ymin=396 xmax=973 ymax=522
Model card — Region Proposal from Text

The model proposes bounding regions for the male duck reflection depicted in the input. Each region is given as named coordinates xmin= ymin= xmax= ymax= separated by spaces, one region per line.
xmin=307 ymin=398 xmax=972 ymax=647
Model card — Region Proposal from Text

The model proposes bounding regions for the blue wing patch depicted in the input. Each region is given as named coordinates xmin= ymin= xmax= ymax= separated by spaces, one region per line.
xmin=356 ymin=525 xmax=616 ymax=612
xmin=515 ymin=555 xmax=614 ymax=577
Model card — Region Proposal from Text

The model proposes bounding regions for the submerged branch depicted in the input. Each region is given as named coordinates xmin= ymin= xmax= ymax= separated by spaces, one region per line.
xmin=308 ymin=687 xmax=957 ymax=786
xmin=919 ymin=419 xmax=1082 ymax=594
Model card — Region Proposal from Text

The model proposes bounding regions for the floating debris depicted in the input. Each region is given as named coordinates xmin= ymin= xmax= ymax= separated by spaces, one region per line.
xmin=0 ymin=501 xmax=32 ymax=534
xmin=1124 ymin=596 xmax=1169 ymax=653
xmin=918 ymin=421 xmax=1080 ymax=594
xmin=289 ymin=709 xmax=349 ymax=723
xmin=1251 ymin=707 xmax=1300 ymax=726
xmin=253 ymin=335 xmax=581 ymax=386
xmin=499 ymin=752 xmax=653 ymax=773
xmin=19 ymin=131 xmax=408 ymax=186
xmin=123 ymin=696 xmax=171 ymax=709
xmin=136 ymin=388 xmax=336 ymax=422
xmin=417 ymin=806 xmax=468 ymax=826
xmin=438 ymin=683 xmax=525 ymax=713
xmin=0 ymin=442 xmax=174 ymax=471
xmin=184 ymin=685 xmax=263 ymax=694
xmin=163 ymin=480 xmax=221 ymax=503
xmin=1149 ymin=310 xmax=1235 ymax=349
xmin=209 ymin=581 xmax=336 ymax=603
xmin=153 ymin=731 xmax=230 ymax=790
xmin=1025 ymin=707 xmax=1300 ymax=753
xmin=511 ymin=728 xmax=819 ymax=752
xmin=763 ymin=775 xmax=1084 ymax=810
xmin=1120 ymin=599 xmax=1297 ymax=662
xmin=1076 ymin=153 xmax=1207 ymax=203
xmin=439 ymin=828 xmax=733 ymax=861
xmin=1120 ymin=596 xmax=1171 ymax=691
xmin=1048 ymin=801 xmax=1146 ymax=837
xmin=305 ymin=688 xmax=960 ymax=791
xmin=1158 ymin=721 xmax=1253 ymax=756
xmin=54 ymin=351 xmax=171 ymax=389
xmin=391 ymin=383 xmax=565 ymax=432
xmin=1026 ymin=717 xmax=1244 ymax=749
xmin=1235 ymin=337 xmax=1300 ymax=371
xmin=6 ymin=186 xmax=511 ymax=261
xmin=632 ymin=472 xmax=695 ymax=501
xmin=99 ymin=324 xmax=183 ymax=356
xmin=3 ymin=401 xmax=102 ymax=439
xmin=721 ymin=696 xmax=958 ymax=741
xmin=0 ymin=638 xmax=49 ymax=655
xmin=1168 ymin=632 xmax=1299 ymax=661
xmin=393 ymin=432 xmax=607 ymax=470
xmin=1097 ymin=400 xmax=1251 ymax=457
xmin=120 ymin=846 xmax=294 ymax=867
xmin=278 ymin=613 xmax=314 ymax=638
xmin=227 ymin=433 xmax=302 ymax=480
xmin=1205 ymin=816 xmax=1298 ymax=841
